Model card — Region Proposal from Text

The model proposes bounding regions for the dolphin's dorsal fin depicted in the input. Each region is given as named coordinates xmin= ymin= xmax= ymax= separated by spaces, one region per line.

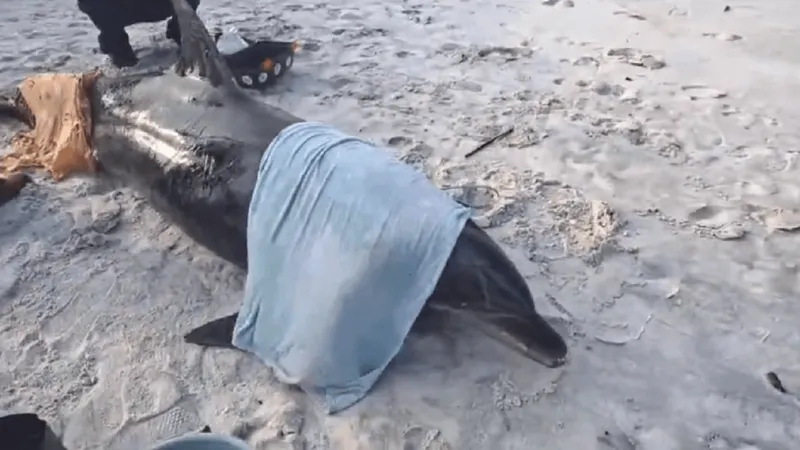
xmin=169 ymin=0 xmax=240 ymax=90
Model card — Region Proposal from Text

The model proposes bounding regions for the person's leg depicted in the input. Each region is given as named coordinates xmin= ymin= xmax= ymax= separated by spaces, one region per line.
xmin=166 ymin=0 xmax=201 ymax=45
xmin=77 ymin=0 xmax=138 ymax=67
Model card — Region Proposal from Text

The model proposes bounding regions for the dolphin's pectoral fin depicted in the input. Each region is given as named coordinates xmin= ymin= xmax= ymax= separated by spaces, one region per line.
xmin=0 ymin=94 xmax=17 ymax=121
xmin=168 ymin=0 xmax=238 ymax=90
xmin=0 ymin=89 xmax=33 ymax=127
xmin=0 ymin=89 xmax=35 ymax=208
xmin=0 ymin=174 xmax=33 ymax=208
xmin=184 ymin=313 xmax=239 ymax=349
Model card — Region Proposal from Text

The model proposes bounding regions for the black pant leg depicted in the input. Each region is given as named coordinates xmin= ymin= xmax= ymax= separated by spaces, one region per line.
xmin=77 ymin=0 xmax=138 ymax=66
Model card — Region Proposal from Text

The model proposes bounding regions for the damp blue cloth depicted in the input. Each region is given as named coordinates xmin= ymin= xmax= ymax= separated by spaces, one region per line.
xmin=232 ymin=122 xmax=471 ymax=413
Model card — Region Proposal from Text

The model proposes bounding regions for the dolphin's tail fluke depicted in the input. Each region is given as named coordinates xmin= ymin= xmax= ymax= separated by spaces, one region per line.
xmin=184 ymin=313 xmax=239 ymax=349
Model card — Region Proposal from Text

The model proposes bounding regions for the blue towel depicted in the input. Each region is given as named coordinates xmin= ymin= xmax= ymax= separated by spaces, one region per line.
xmin=233 ymin=122 xmax=471 ymax=413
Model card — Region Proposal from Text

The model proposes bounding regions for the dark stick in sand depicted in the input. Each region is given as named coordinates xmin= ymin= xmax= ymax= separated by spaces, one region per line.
xmin=464 ymin=126 xmax=514 ymax=159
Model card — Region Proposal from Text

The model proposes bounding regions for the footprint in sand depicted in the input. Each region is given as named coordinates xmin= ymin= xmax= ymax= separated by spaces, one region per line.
xmin=0 ymin=263 xmax=19 ymax=301
xmin=119 ymin=370 xmax=184 ymax=421
xmin=635 ymin=427 xmax=685 ymax=450
xmin=39 ymin=272 xmax=118 ymax=354
xmin=398 ymin=142 xmax=434 ymax=172
xmin=403 ymin=425 xmax=451 ymax=450
xmin=87 ymin=192 xmax=122 ymax=235
xmin=434 ymin=161 xmax=532 ymax=229
xmin=236 ymin=402 xmax=305 ymax=449
xmin=597 ymin=428 xmax=636 ymax=450
xmin=107 ymin=370 xmax=203 ymax=448
xmin=764 ymin=209 xmax=800 ymax=232
xmin=680 ymin=84 xmax=728 ymax=101
xmin=387 ymin=136 xmax=413 ymax=148
xmin=473 ymin=45 xmax=533 ymax=61
xmin=685 ymin=204 xmax=748 ymax=239
xmin=572 ymin=56 xmax=599 ymax=67
xmin=14 ymin=330 xmax=49 ymax=372
xmin=613 ymin=10 xmax=647 ymax=21
xmin=443 ymin=184 xmax=499 ymax=213
xmin=686 ymin=204 xmax=721 ymax=223
xmin=330 ymin=416 xmax=448 ymax=450
xmin=607 ymin=48 xmax=666 ymax=70
xmin=542 ymin=0 xmax=574 ymax=7
xmin=64 ymin=390 xmax=125 ymax=448
xmin=701 ymin=32 xmax=743 ymax=42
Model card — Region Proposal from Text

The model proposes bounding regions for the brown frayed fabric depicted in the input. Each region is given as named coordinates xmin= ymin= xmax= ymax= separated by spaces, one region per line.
xmin=0 ymin=72 xmax=100 ymax=181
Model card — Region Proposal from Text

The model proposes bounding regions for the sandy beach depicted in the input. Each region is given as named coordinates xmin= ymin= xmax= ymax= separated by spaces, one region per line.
xmin=2 ymin=0 xmax=800 ymax=448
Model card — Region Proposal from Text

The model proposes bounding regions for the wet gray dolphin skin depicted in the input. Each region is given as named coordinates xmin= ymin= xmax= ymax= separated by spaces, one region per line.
xmin=1 ymin=0 xmax=568 ymax=368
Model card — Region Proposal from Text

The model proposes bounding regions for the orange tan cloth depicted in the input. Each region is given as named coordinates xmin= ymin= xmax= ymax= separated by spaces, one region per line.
xmin=0 ymin=72 xmax=100 ymax=181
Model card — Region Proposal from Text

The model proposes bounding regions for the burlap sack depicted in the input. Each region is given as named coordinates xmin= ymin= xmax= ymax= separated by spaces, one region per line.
xmin=0 ymin=72 xmax=100 ymax=181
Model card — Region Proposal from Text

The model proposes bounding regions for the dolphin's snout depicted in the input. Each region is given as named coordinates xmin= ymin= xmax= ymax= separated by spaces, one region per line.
xmin=457 ymin=309 xmax=569 ymax=368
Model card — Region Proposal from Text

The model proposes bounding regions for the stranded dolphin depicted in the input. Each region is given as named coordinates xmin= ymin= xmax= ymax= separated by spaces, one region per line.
xmin=0 ymin=0 xmax=568 ymax=369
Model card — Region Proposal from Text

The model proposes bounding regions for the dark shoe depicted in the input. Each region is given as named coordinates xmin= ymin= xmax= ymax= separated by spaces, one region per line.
xmin=108 ymin=46 xmax=138 ymax=67
xmin=98 ymin=31 xmax=138 ymax=67
xmin=0 ymin=412 xmax=67 ymax=450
